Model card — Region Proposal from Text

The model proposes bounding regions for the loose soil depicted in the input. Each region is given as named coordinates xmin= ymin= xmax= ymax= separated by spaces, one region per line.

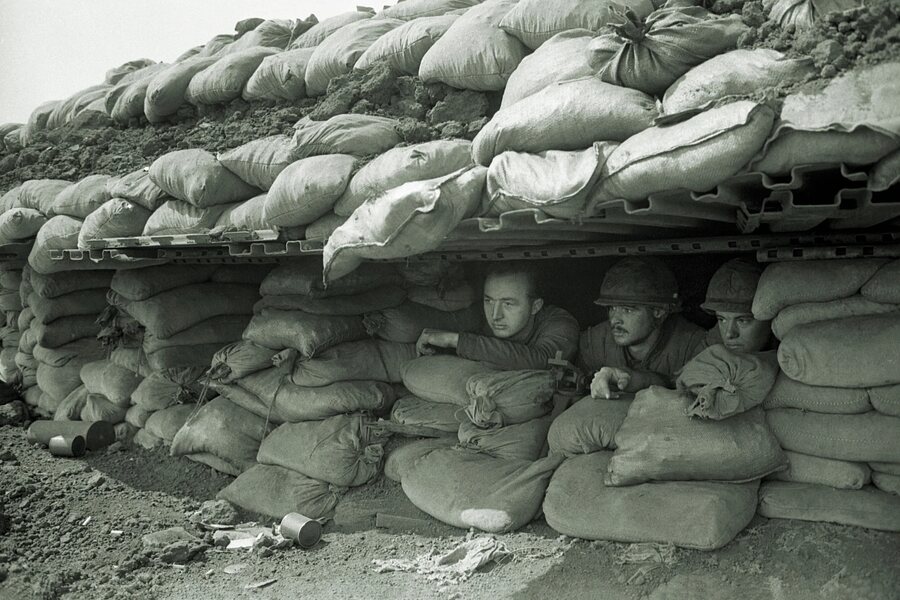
xmin=1 ymin=425 xmax=898 ymax=600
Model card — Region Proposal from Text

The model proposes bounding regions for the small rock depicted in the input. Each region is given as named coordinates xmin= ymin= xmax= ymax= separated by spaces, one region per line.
xmin=0 ymin=450 xmax=16 ymax=462
xmin=87 ymin=474 xmax=105 ymax=488
xmin=142 ymin=527 xmax=198 ymax=551
xmin=157 ymin=541 xmax=206 ymax=564
xmin=811 ymin=40 xmax=843 ymax=66
xmin=189 ymin=499 xmax=240 ymax=527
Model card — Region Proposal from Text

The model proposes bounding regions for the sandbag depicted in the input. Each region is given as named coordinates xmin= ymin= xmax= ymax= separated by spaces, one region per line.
xmin=484 ymin=144 xmax=614 ymax=219
xmin=31 ymin=315 xmax=100 ymax=348
xmin=766 ymin=409 xmax=900 ymax=464
xmin=588 ymin=7 xmax=747 ymax=97
xmin=305 ymin=18 xmax=403 ymax=96
xmin=403 ymin=448 xmax=564 ymax=532
xmin=501 ymin=30 xmax=593 ymax=109
xmin=53 ymin=385 xmax=89 ymax=421
xmin=475 ymin=77 xmax=655 ymax=167
xmin=80 ymin=393 xmax=128 ymax=424
xmin=243 ymin=309 xmax=366 ymax=358
xmin=752 ymin=259 xmax=887 ymax=320
xmin=125 ymin=404 xmax=152 ymax=429
xmin=19 ymin=180 xmax=73 ymax=215
xmin=501 ymin=0 xmax=655 ymax=49
xmin=871 ymin=462 xmax=900 ymax=476
xmin=0 ymin=291 xmax=21 ymax=312
xmin=242 ymin=370 xmax=396 ymax=422
xmin=607 ymin=386 xmax=787 ymax=486
xmin=676 ymin=345 xmax=779 ymax=420
xmin=384 ymin=437 xmax=457 ymax=482
xmin=464 ymin=370 xmax=554 ymax=427
xmin=110 ymin=74 xmax=163 ymax=124
xmin=28 ymin=289 xmax=108 ymax=325
xmin=391 ymin=395 xmax=462 ymax=433
xmin=772 ymin=295 xmax=899 ymax=340
xmin=364 ymin=301 xmax=482 ymax=343
xmin=20 ymin=100 xmax=60 ymax=146
xmin=406 ymin=282 xmax=476 ymax=313
xmin=257 ymin=414 xmax=387 ymax=487
xmin=77 ymin=198 xmax=152 ymax=248
xmin=869 ymin=149 xmax=900 ymax=192
xmin=0 ymin=208 xmax=47 ymax=242
xmin=355 ymin=14 xmax=458 ymax=74
xmin=457 ymin=415 xmax=551 ymax=461
xmin=260 ymin=261 xmax=400 ymax=297
xmin=290 ymin=114 xmax=401 ymax=160
xmin=133 ymin=429 xmax=164 ymax=450
xmin=119 ymin=282 xmax=257 ymax=339
xmin=870 ymin=386 xmax=900 ymax=418
xmin=142 ymin=314 xmax=248 ymax=354
xmin=872 ymin=471 xmax=900 ymax=495
xmin=227 ymin=18 xmax=295 ymax=53
xmin=263 ymin=154 xmax=356 ymax=227
xmin=662 ymin=49 xmax=815 ymax=116
xmin=242 ymin=49 xmax=315 ymax=102
xmin=0 ymin=186 xmax=23 ymax=213
xmin=544 ymin=452 xmax=759 ymax=550
xmin=254 ymin=286 xmax=406 ymax=316
xmin=210 ymin=264 xmax=273 ymax=285
xmin=143 ymin=57 xmax=218 ymax=123
xmin=418 ymin=0 xmax=528 ymax=91
xmin=185 ymin=47 xmax=279 ymax=105
xmin=380 ymin=0 xmax=479 ymax=20
xmin=36 ymin=359 xmax=85 ymax=404
xmin=778 ymin=313 xmax=900 ymax=388
xmin=0 ymin=270 xmax=22 ymax=291
xmin=211 ymin=196 xmax=267 ymax=232
xmin=771 ymin=451 xmax=870 ymax=490
xmin=759 ymin=481 xmax=900 ymax=532
xmin=334 ymin=140 xmax=473 ymax=217
xmin=547 ymin=396 xmax=631 ymax=456
xmin=290 ymin=339 xmax=417 ymax=387
xmin=208 ymin=341 xmax=277 ymax=383
xmin=171 ymin=396 xmax=272 ymax=476
xmin=290 ymin=9 xmax=374 ymax=49
xmin=50 ymin=174 xmax=113 ymax=218
xmin=105 ymin=58 xmax=156 ymax=84
xmin=763 ymin=373 xmax=873 ymax=414
xmin=27 ymin=216 xmax=85 ymax=275
xmin=324 ymin=166 xmax=486 ymax=282
xmin=144 ymin=404 xmax=195 ymax=442
xmin=111 ymin=264 xmax=215 ymax=301
xmin=131 ymin=374 xmax=193 ymax=412
xmin=149 ymin=149 xmax=261 ymax=208
xmin=218 ymin=464 xmax=344 ymax=520
xmin=750 ymin=63 xmax=900 ymax=175
xmin=401 ymin=355 xmax=497 ymax=406
xmin=145 ymin=343 xmax=229 ymax=371
xmin=106 ymin=169 xmax=170 ymax=211
xmin=590 ymin=101 xmax=775 ymax=204
xmin=34 ymin=339 xmax=104 ymax=369
xmin=862 ymin=259 xmax=900 ymax=304
xmin=80 ymin=360 xmax=143 ymax=406
xmin=217 ymin=135 xmax=295 ymax=191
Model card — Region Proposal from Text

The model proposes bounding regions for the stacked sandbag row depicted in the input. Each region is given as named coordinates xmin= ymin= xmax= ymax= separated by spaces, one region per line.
xmin=754 ymin=259 xmax=900 ymax=532
xmin=0 ymin=264 xmax=24 ymax=386
xmin=99 ymin=263 xmax=266 ymax=451
xmin=390 ymin=353 xmax=563 ymax=533
xmin=210 ymin=260 xmax=466 ymax=520
xmin=543 ymin=345 xmax=788 ymax=549
xmin=0 ymin=180 xmax=70 ymax=246
xmin=22 ymin=268 xmax=112 ymax=420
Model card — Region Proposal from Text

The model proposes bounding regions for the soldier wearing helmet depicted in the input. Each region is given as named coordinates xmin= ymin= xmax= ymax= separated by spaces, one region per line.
xmin=703 ymin=258 xmax=773 ymax=354
xmin=577 ymin=257 xmax=708 ymax=399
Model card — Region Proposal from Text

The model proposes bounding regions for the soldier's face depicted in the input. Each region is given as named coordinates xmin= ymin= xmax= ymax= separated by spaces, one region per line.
xmin=716 ymin=311 xmax=771 ymax=353
xmin=608 ymin=305 xmax=660 ymax=347
xmin=483 ymin=273 xmax=541 ymax=339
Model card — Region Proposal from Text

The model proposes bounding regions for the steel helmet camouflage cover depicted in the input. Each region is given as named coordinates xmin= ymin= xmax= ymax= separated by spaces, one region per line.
xmin=594 ymin=257 xmax=680 ymax=309
xmin=701 ymin=258 xmax=763 ymax=314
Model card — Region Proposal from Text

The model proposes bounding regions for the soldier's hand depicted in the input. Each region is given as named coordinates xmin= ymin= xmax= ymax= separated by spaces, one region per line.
xmin=590 ymin=367 xmax=632 ymax=399
xmin=415 ymin=329 xmax=458 ymax=356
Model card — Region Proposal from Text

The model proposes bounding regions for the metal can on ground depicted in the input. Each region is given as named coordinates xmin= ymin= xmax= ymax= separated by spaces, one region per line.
xmin=279 ymin=513 xmax=322 ymax=548
xmin=48 ymin=434 xmax=86 ymax=458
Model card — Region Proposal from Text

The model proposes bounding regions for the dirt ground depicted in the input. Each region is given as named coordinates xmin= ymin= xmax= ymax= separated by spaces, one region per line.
xmin=1 ymin=424 xmax=898 ymax=600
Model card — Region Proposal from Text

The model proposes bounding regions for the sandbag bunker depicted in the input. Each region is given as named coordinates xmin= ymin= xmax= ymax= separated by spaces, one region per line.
xmin=2 ymin=0 xmax=900 ymax=561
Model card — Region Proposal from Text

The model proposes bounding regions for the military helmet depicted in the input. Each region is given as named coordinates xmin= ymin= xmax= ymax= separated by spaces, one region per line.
xmin=594 ymin=257 xmax=680 ymax=309
xmin=701 ymin=258 xmax=763 ymax=314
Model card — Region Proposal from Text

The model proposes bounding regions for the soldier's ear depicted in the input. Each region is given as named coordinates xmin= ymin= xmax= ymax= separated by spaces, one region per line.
xmin=531 ymin=298 xmax=544 ymax=315
xmin=651 ymin=307 xmax=668 ymax=321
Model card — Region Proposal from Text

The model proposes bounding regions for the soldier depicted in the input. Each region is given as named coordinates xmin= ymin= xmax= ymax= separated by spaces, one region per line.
xmin=702 ymin=258 xmax=773 ymax=354
xmin=415 ymin=263 xmax=580 ymax=370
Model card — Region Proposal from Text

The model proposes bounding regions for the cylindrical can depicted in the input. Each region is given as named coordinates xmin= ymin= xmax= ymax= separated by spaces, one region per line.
xmin=279 ymin=512 xmax=322 ymax=548
xmin=48 ymin=434 xmax=86 ymax=458
xmin=26 ymin=421 xmax=115 ymax=451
